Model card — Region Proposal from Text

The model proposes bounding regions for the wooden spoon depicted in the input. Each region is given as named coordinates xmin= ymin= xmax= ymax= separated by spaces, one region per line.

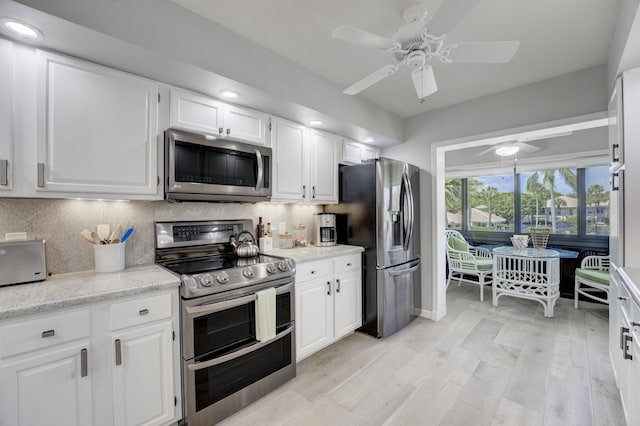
xmin=108 ymin=225 xmax=123 ymax=244
xmin=90 ymin=231 xmax=103 ymax=245
xmin=80 ymin=229 xmax=95 ymax=244
xmin=97 ymin=224 xmax=110 ymax=243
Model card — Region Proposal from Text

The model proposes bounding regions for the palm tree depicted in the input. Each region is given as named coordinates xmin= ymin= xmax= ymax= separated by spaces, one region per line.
xmin=528 ymin=169 xmax=576 ymax=232
xmin=478 ymin=186 xmax=499 ymax=228
xmin=525 ymin=174 xmax=547 ymax=227
xmin=445 ymin=179 xmax=462 ymax=213
xmin=587 ymin=184 xmax=609 ymax=230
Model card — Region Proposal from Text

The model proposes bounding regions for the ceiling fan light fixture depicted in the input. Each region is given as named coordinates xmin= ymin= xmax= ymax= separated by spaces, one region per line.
xmin=495 ymin=145 xmax=520 ymax=156
xmin=411 ymin=66 xmax=438 ymax=100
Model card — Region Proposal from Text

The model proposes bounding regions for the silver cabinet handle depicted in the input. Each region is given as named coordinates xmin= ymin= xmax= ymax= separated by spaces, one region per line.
xmin=621 ymin=326 xmax=629 ymax=350
xmin=37 ymin=163 xmax=45 ymax=188
xmin=139 ymin=308 xmax=149 ymax=316
xmin=312 ymin=186 xmax=316 ymax=199
xmin=632 ymin=322 xmax=640 ymax=328
xmin=327 ymin=281 xmax=331 ymax=295
xmin=302 ymin=185 xmax=306 ymax=199
xmin=218 ymin=127 xmax=224 ymax=135
xmin=226 ymin=128 xmax=231 ymax=136
xmin=336 ymin=279 xmax=341 ymax=293
xmin=115 ymin=339 xmax=122 ymax=366
xmin=624 ymin=334 xmax=633 ymax=360
xmin=612 ymin=143 xmax=620 ymax=163
xmin=618 ymin=296 xmax=629 ymax=301
xmin=0 ymin=159 xmax=7 ymax=186
xmin=80 ymin=349 xmax=88 ymax=377
xmin=41 ymin=329 xmax=55 ymax=338
xmin=612 ymin=173 xmax=619 ymax=191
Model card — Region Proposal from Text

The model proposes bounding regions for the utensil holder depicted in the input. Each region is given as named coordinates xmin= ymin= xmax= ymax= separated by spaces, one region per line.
xmin=94 ymin=243 xmax=125 ymax=272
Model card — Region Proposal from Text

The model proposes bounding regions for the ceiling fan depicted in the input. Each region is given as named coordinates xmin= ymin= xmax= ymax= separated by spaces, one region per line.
xmin=331 ymin=0 xmax=520 ymax=102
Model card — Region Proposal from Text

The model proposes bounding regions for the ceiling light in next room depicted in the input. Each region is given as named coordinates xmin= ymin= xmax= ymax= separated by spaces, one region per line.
xmin=0 ymin=18 xmax=43 ymax=40
xmin=219 ymin=90 xmax=239 ymax=99
xmin=495 ymin=145 xmax=520 ymax=157
xmin=309 ymin=120 xmax=323 ymax=126
xmin=364 ymin=137 xmax=375 ymax=143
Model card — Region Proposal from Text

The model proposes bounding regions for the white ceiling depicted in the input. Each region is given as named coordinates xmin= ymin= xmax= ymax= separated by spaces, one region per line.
xmin=173 ymin=0 xmax=617 ymax=118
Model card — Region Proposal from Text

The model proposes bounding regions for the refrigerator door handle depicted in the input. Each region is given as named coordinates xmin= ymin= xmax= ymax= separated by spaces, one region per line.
xmin=389 ymin=263 xmax=420 ymax=276
xmin=401 ymin=169 xmax=414 ymax=252
xmin=405 ymin=168 xmax=415 ymax=251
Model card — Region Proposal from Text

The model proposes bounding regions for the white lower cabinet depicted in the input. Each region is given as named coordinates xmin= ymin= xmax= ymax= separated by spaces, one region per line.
xmin=0 ymin=341 xmax=92 ymax=426
xmin=0 ymin=289 xmax=181 ymax=426
xmin=111 ymin=321 xmax=175 ymax=426
xmin=295 ymin=253 xmax=362 ymax=361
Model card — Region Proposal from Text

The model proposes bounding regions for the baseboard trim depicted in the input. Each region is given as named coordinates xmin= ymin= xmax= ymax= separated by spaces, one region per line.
xmin=417 ymin=309 xmax=432 ymax=319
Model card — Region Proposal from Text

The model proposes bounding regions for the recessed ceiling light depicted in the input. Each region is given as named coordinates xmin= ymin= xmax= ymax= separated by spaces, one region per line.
xmin=219 ymin=90 xmax=239 ymax=99
xmin=309 ymin=120 xmax=323 ymax=126
xmin=364 ymin=137 xmax=375 ymax=143
xmin=495 ymin=146 xmax=519 ymax=157
xmin=1 ymin=19 xmax=43 ymax=40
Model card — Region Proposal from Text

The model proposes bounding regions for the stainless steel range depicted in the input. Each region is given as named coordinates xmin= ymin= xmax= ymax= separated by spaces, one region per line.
xmin=155 ymin=220 xmax=296 ymax=426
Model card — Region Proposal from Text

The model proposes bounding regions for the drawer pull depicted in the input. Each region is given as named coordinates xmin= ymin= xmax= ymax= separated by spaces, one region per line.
xmin=336 ymin=278 xmax=341 ymax=293
xmin=310 ymin=270 xmax=317 ymax=275
xmin=115 ymin=339 xmax=122 ymax=366
xmin=139 ymin=308 xmax=149 ymax=316
xmin=618 ymin=296 xmax=629 ymax=301
xmin=81 ymin=349 xmax=88 ymax=377
xmin=327 ymin=281 xmax=331 ymax=295
xmin=41 ymin=329 xmax=55 ymax=338
xmin=346 ymin=263 xmax=352 ymax=267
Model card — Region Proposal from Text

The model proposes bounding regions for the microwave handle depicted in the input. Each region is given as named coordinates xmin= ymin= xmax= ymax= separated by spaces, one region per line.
xmin=255 ymin=149 xmax=264 ymax=191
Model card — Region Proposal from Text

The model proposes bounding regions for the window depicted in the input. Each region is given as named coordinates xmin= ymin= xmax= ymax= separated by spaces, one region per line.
xmin=520 ymin=168 xmax=577 ymax=235
xmin=585 ymin=165 xmax=610 ymax=235
xmin=467 ymin=174 xmax=514 ymax=232
xmin=445 ymin=178 xmax=462 ymax=230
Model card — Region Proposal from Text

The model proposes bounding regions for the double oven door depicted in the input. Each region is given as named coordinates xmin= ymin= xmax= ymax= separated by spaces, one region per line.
xmin=181 ymin=278 xmax=295 ymax=426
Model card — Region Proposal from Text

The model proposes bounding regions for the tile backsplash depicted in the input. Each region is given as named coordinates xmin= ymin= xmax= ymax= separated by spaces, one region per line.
xmin=0 ymin=199 xmax=322 ymax=274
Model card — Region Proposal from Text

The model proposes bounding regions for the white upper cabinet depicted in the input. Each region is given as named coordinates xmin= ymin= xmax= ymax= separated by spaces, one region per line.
xmin=35 ymin=50 xmax=160 ymax=197
xmin=341 ymin=138 xmax=380 ymax=165
xmin=309 ymin=129 xmax=338 ymax=203
xmin=169 ymin=88 xmax=269 ymax=146
xmin=0 ymin=39 xmax=13 ymax=192
xmin=271 ymin=117 xmax=309 ymax=201
xmin=271 ymin=119 xmax=339 ymax=204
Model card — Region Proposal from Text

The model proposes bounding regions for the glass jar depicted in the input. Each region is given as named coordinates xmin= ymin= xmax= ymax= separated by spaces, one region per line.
xmin=293 ymin=224 xmax=307 ymax=247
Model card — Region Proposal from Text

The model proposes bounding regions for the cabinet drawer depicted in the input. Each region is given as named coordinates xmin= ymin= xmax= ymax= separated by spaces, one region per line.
xmin=0 ymin=309 xmax=90 ymax=359
xmin=333 ymin=254 xmax=361 ymax=275
xmin=110 ymin=292 xmax=172 ymax=331
xmin=296 ymin=260 xmax=332 ymax=283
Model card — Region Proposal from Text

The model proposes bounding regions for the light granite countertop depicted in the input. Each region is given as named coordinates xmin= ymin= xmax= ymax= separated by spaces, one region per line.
xmin=0 ymin=264 xmax=180 ymax=320
xmin=268 ymin=244 xmax=364 ymax=264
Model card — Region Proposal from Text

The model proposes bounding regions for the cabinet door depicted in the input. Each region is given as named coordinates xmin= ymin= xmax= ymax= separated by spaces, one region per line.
xmin=35 ymin=50 xmax=159 ymax=196
xmin=0 ymin=39 xmax=13 ymax=192
xmin=333 ymin=272 xmax=362 ymax=339
xmin=310 ymin=130 xmax=338 ymax=203
xmin=295 ymin=279 xmax=333 ymax=361
xmin=112 ymin=321 xmax=175 ymax=426
xmin=0 ymin=342 xmax=92 ymax=426
xmin=271 ymin=117 xmax=309 ymax=201
xmin=362 ymin=146 xmax=379 ymax=161
xmin=223 ymin=104 xmax=269 ymax=146
xmin=342 ymin=139 xmax=362 ymax=164
xmin=169 ymin=88 xmax=223 ymax=136
xmin=610 ymin=267 xmax=622 ymax=382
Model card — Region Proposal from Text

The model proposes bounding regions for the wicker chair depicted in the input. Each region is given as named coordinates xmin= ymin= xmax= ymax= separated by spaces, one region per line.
xmin=445 ymin=230 xmax=493 ymax=301
xmin=574 ymin=255 xmax=610 ymax=309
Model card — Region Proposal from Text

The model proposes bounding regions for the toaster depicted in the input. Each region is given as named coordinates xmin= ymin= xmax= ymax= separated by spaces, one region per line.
xmin=0 ymin=240 xmax=47 ymax=286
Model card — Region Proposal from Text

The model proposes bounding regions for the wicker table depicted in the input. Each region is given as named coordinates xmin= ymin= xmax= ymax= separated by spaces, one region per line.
xmin=492 ymin=247 xmax=561 ymax=317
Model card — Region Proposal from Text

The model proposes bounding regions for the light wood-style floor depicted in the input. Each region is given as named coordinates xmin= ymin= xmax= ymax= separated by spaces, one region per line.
xmin=220 ymin=284 xmax=624 ymax=426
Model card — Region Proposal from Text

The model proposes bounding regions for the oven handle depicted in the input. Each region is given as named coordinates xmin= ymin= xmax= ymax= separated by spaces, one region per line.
xmin=185 ymin=281 xmax=294 ymax=316
xmin=255 ymin=149 xmax=264 ymax=191
xmin=187 ymin=323 xmax=294 ymax=371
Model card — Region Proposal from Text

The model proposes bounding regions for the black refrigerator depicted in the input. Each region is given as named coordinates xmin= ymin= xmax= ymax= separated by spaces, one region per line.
xmin=325 ymin=157 xmax=420 ymax=337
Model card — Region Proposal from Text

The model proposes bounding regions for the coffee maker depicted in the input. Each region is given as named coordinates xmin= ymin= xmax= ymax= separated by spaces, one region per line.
xmin=313 ymin=213 xmax=337 ymax=247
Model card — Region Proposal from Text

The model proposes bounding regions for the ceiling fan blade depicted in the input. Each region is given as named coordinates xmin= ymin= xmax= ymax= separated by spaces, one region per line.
xmin=428 ymin=0 xmax=482 ymax=35
xmin=448 ymin=41 xmax=520 ymax=63
xmin=410 ymin=66 xmax=438 ymax=99
xmin=514 ymin=142 xmax=541 ymax=153
xmin=472 ymin=145 xmax=499 ymax=157
xmin=343 ymin=65 xmax=398 ymax=95
xmin=331 ymin=25 xmax=400 ymax=50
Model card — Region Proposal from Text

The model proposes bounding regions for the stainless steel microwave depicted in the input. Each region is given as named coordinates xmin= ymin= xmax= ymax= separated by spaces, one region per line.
xmin=165 ymin=129 xmax=271 ymax=202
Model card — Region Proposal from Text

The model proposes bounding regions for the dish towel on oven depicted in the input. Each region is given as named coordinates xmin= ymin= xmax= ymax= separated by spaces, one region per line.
xmin=255 ymin=287 xmax=276 ymax=342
